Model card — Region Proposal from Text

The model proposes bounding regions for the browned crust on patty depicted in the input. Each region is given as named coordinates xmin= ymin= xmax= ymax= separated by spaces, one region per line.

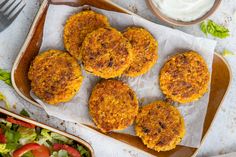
xmin=82 ymin=27 xmax=134 ymax=78
xmin=89 ymin=79 xmax=139 ymax=132
xmin=135 ymin=101 xmax=185 ymax=152
xmin=123 ymin=27 xmax=158 ymax=77
xmin=159 ymin=51 xmax=210 ymax=104
xmin=28 ymin=50 xmax=83 ymax=105
xmin=64 ymin=10 xmax=110 ymax=60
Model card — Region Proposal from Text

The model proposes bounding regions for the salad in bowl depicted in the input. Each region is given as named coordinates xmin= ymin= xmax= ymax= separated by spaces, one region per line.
xmin=0 ymin=112 xmax=91 ymax=157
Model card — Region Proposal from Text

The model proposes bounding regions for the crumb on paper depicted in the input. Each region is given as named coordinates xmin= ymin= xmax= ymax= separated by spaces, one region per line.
xmin=13 ymin=103 xmax=17 ymax=109
xmin=123 ymin=149 xmax=138 ymax=157
xmin=0 ymin=92 xmax=10 ymax=110
xmin=60 ymin=121 xmax=65 ymax=126
xmin=222 ymin=49 xmax=235 ymax=56
xmin=128 ymin=5 xmax=138 ymax=14
xmin=224 ymin=16 xmax=232 ymax=25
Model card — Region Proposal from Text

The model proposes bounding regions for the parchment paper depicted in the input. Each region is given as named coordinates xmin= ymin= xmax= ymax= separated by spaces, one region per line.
xmin=32 ymin=5 xmax=217 ymax=148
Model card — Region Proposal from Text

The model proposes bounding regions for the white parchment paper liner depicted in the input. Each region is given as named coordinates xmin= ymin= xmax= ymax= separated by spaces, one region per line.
xmin=32 ymin=5 xmax=217 ymax=148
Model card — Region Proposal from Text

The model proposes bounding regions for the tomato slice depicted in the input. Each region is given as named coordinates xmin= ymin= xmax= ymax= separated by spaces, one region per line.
xmin=13 ymin=143 xmax=41 ymax=157
xmin=32 ymin=145 xmax=50 ymax=157
xmin=0 ymin=128 xmax=6 ymax=143
xmin=6 ymin=117 xmax=35 ymax=128
xmin=53 ymin=144 xmax=81 ymax=157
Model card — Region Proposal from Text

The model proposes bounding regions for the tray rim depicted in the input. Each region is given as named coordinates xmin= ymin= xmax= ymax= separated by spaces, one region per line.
xmin=192 ymin=53 xmax=232 ymax=157
xmin=0 ymin=106 xmax=95 ymax=157
xmin=10 ymin=0 xmax=233 ymax=156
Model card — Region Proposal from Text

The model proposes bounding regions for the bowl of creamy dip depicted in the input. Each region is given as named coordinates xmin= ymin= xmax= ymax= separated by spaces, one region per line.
xmin=147 ymin=0 xmax=222 ymax=26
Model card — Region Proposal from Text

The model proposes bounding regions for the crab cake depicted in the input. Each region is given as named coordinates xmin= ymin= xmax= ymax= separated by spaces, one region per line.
xmin=159 ymin=51 xmax=210 ymax=104
xmin=64 ymin=10 xmax=110 ymax=60
xmin=135 ymin=101 xmax=185 ymax=152
xmin=89 ymin=79 xmax=138 ymax=132
xmin=28 ymin=50 xmax=83 ymax=105
xmin=123 ymin=27 xmax=158 ymax=77
xmin=82 ymin=27 xmax=133 ymax=78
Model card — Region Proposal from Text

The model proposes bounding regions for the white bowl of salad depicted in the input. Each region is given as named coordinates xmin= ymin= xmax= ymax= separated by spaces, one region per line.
xmin=0 ymin=107 xmax=94 ymax=157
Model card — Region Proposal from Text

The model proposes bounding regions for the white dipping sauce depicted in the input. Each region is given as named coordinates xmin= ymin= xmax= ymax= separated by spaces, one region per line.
xmin=153 ymin=0 xmax=215 ymax=22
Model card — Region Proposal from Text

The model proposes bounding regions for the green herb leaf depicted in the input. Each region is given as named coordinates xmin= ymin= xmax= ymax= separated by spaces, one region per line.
xmin=20 ymin=109 xmax=30 ymax=117
xmin=222 ymin=49 xmax=235 ymax=56
xmin=0 ymin=69 xmax=12 ymax=86
xmin=200 ymin=20 xmax=230 ymax=39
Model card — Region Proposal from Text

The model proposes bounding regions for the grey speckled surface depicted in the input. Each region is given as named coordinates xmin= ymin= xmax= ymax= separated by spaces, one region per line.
xmin=0 ymin=0 xmax=236 ymax=157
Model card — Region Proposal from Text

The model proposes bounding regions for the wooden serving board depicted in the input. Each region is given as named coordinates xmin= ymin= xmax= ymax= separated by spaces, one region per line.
xmin=11 ymin=0 xmax=232 ymax=156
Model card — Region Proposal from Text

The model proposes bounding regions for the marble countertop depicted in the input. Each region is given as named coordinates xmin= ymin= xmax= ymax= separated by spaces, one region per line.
xmin=0 ymin=0 xmax=236 ymax=157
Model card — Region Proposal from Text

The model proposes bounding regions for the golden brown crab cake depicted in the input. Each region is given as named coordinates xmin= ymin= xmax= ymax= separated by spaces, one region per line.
xmin=28 ymin=50 xmax=83 ymax=105
xmin=82 ymin=27 xmax=134 ymax=78
xmin=123 ymin=27 xmax=158 ymax=77
xmin=89 ymin=79 xmax=138 ymax=133
xmin=64 ymin=10 xmax=110 ymax=60
xmin=135 ymin=101 xmax=185 ymax=152
xmin=159 ymin=51 xmax=210 ymax=104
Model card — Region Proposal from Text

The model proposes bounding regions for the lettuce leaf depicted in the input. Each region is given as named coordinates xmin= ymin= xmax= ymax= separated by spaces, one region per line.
xmin=0 ymin=69 xmax=11 ymax=86
xmin=37 ymin=129 xmax=52 ymax=146
xmin=51 ymin=133 xmax=73 ymax=145
xmin=38 ymin=129 xmax=73 ymax=146
xmin=5 ymin=130 xmax=20 ymax=143
xmin=41 ymin=129 xmax=52 ymax=140
xmin=4 ymin=129 xmax=21 ymax=151
xmin=18 ymin=127 xmax=37 ymax=145
xmin=77 ymin=145 xmax=90 ymax=157
xmin=200 ymin=20 xmax=230 ymax=39
xmin=50 ymin=150 xmax=69 ymax=157
xmin=0 ymin=144 xmax=10 ymax=154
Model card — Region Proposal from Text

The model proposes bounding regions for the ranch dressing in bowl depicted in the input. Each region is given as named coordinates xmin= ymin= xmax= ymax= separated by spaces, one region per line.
xmin=153 ymin=0 xmax=215 ymax=22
